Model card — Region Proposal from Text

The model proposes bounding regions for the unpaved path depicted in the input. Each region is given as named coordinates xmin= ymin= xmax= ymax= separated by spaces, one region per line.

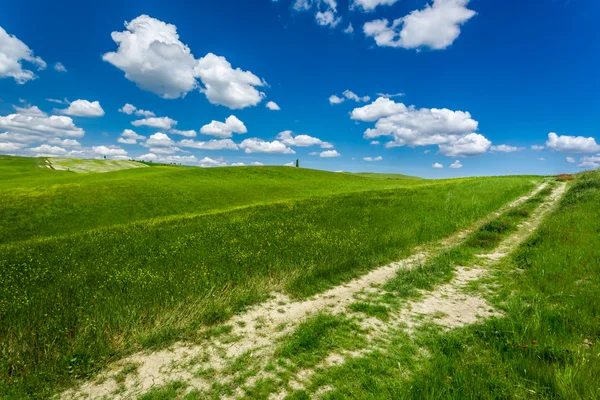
xmin=62 ymin=182 xmax=555 ymax=400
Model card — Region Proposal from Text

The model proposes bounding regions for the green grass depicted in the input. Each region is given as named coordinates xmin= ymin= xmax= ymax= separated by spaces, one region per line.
xmin=0 ymin=156 xmax=541 ymax=398
xmin=0 ymin=155 xmax=434 ymax=244
xmin=299 ymin=172 xmax=600 ymax=399
xmin=48 ymin=157 xmax=149 ymax=174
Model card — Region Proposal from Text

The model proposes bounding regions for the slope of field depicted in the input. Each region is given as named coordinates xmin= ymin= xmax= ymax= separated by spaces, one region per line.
xmin=0 ymin=156 xmax=433 ymax=244
xmin=48 ymin=157 xmax=149 ymax=174
xmin=0 ymin=156 xmax=542 ymax=398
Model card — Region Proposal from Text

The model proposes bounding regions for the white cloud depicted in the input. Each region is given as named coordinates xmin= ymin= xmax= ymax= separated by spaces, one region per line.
xmin=315 ymin=10 xmax=342 ymax=27
xmin=46 ymin=98 xmax=67 ymax=105
xmin=195 ymin=53 xmax=266 ymax=109
xmin=170 ymin=129 xmax=197 ymax=138
xmin=490 ymin=144 xmax=524 ymax=153
xmin=0 ymin=141 xmax=26 ymax=152
xmin=178 ymin=138 xmax=239 ymax=150
xmin=103 ymin=15 xmax=200 ymax=99
xmin=309 ymin=151 xmax=319 ymax=156
xmin=132 ymin=116 xmax=177 ymax=130
xmin=566 ymin=157 xmax=576 ymax=163
xmin=13 ymin=105 xmax=47 ymax=117
xmin=370 ymin=140 xmax=380 ymax=145
xmin=350 ymin=97 xmax=408 ymax=121
xmin=29 ymin=144 xmax=68 ymax=156
xmin=46 ymin=138 xmax=80 ymax=148
xmin=364 ymin=156 xmax=383 ymax=161
xmin=103 ymin=15 xmax=265 ymax=108
xmin=376 ymin=92 xmax=405 ymax=98
xmin=450 ymin=160 xmax=462 ymax=168
xmin=545 ymin=132 xmax=600 ymax=154
xmin=363 ymin=0 xmax=476 ymax=50
xmin=200 ymin=115 xmax=247 ymax=138
xmin=0 ymin=26 xmax=46 ymax=83
xmin=118 ymin=129 xmax=145 ymax=145
xmin=284 ymin=161 xmax=296 ymax=167
xmin=330 ymin=90 xmax=370 ymax=105
xmin=320 ymin=149 xmax=341 ymax=158
xmin=432 ymin=162 xmax=443 ymax=169
xmin=119 ymin=104 xmax=157 ymax=118
xmin=239 ymin=138 xmax=295 ymax=154
xmin=329 ymin=95 xmax=345 ymax=105
xmin=138 ymin=153 xmax=198 ymax=164
xmin=276 ymin=130 xmax=332 ymax=148
xmin=59 ymin=100 xmax=105 ymax=117
xmin=231 ymin=162 xmax=246 ymax=166
xmin=531 ymin=145 xmax=545 ymax=151
xmin=578 ymin=155 xmax=600 ymax=169
xmin=353 ymin=97 xmax=488 ymax=157
xmin=145 ymin=132 xmax=175 ymax=147
xmin=424 ymin=149 xmax=431 ymax=154
xmin=54 ymin=62 xmax=67 ymax=72
xmin=92 ymin=145 xmax=127 ymax=157
xmin=438 ymin=133 xmax=491 ymax=157
xmin=343 ymin=90 xmax=370 ymax=103
xmin=119 ymin=103 xmax=136 ymax=115
xmin=199 ymin=156 xmax=227 ymax=167
xmin=351 ymin=0 xmax=399 ymax=12
xmin=344 ymin=24 xmax=354 ymax=34
xmin=266 ymin=101 xmax=280 ymax=111
xmin=251 ymin=161 xmax=264 ymax=166
xmin=0 ymin=110 xmax=84 ymax=139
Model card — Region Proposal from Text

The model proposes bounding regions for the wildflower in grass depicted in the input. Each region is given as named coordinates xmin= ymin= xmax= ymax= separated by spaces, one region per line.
xmin=532 ymin=340 xmax=537 ymax=345
xmin=516 ymin=343 xmax=520 ymax=347
xmin=523 ymin=344 xmax=528 ymax=349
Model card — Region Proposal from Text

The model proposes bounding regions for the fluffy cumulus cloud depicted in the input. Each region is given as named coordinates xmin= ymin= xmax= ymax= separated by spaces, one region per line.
xmin=352 ymin=97 xmax=489 ymax=157
xmin=29 ymin=144 xmax=68 ymax=156
xmin=363 ymin=0 xmax=476 ymax=50
xmin=438 ymin=133 xmax=490 ymax=157
xmin=531 ymin=145 xmax=545 ymax=151
xmin=118 ymin=129 xmax=145 ymax=145
xmin=450 ymin=160 xmax=462 ymax=168
xmin=266 ymin=101 xmax=280 ymax=111
xmin=200 ymin=115 xmax=247 ymax=138
xmin=490 ymin=144 xmax=524 ymax=153
xmin=170 ymin=129 xmax=197 ymax=138
xmin=545 ymin=132 xmax=600 ymax=154
xmin=350 ymin=97 xmax=408 ymax=121
xmin=0 ymin=108 xmax=84 ymax=142
xmin=0 ymin=141 xmax=26 ymax=152
xmin=320 ymin=149 xmax=341 ymax=158
xmin=566 ymin=157 xmax=576 ymax=163
xmin=0 ymin=26 xmax=46 ymax=83
xmin=103 ymin=15 xmax=266 ymax=108
xmin=239 ymin=138 xmax=295 ymax=154
xmin=364 ymin=156 xmax=383 ymax=161
xmin=276 ymin=130 xmax=333 ymax=148
xmin=433 ymin=162 xmax=443 ymax=168
xmin=59 ymin=100 xmax=105 ymax=117
xmin=118 ymin=103 xmax=155 ymax=117
xmin=92 ymin=145 xmax=127 ymax=157
xmin=138 ymin=153 xmax=198 ymax=165
xmin=132 ymin=116 xmax=177 ymax=130
xmin=578 ymin=154 xmax=600 ymax=169
xmin=199 ymin=156 xmax=227 ymax=167
xmin=195 ymin=53 xmax=266 ymax=109
xmin=178 ymin=138 xmax=239 ymax=150
xmin=352 ymin=0 xmax=399 ymax=12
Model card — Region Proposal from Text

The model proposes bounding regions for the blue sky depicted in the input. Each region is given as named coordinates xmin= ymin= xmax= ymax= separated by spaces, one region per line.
xmin=0 ymin=0 xmax=598 ymax=177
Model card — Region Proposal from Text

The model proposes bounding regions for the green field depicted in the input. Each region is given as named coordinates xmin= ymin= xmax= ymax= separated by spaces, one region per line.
xmin=3 ymin=156 xmax=596 ymax=399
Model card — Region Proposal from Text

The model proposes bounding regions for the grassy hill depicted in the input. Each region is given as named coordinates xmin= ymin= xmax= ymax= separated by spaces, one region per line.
xmin=0 ymin=156 xmax=544 ymax=398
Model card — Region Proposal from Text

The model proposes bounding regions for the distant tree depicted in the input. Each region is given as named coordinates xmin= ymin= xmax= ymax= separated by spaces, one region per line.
xmin=103 ymin=156 xmax=106 ymax=159
xmin=296 ymin=159 xmax=299 ymax=168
